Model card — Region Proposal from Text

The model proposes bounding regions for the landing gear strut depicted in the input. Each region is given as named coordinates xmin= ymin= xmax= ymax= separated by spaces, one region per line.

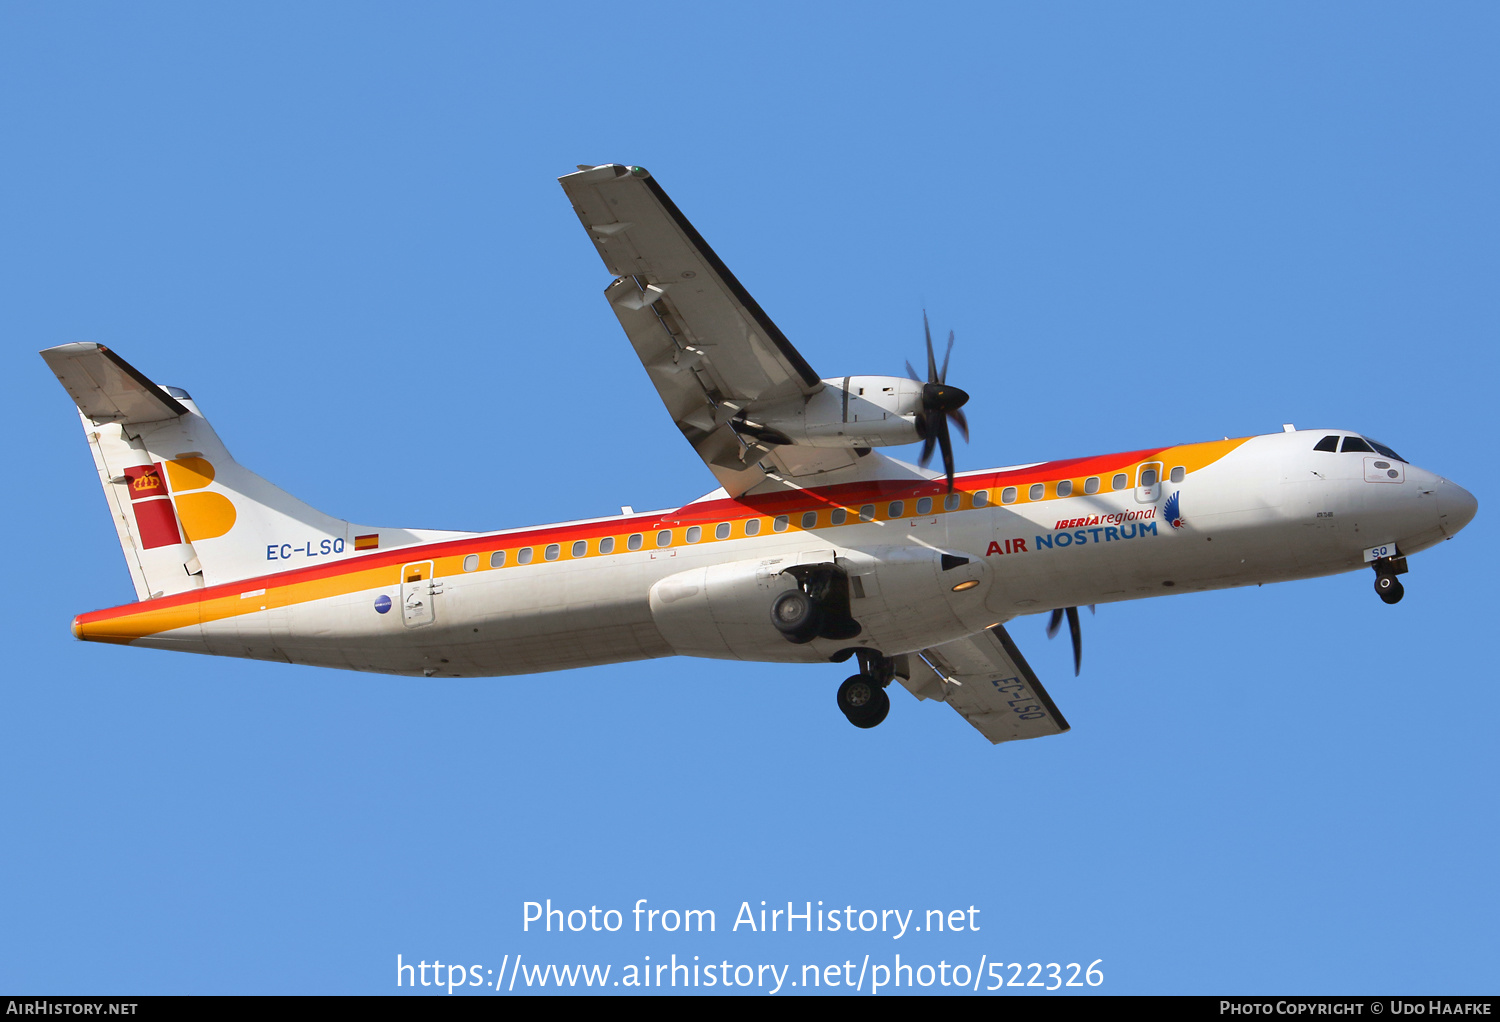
xmin=834 ymin=648 xmax=894 ymax=730
xmin=1372 ymin=554 xmax=1408 ymax=606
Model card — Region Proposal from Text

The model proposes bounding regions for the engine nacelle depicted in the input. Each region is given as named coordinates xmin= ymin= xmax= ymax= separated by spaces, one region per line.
xmin=745 ymin=376 xmax=923 ymax=449
xmin=649 ymin=558 xmax=804 ymax=661
xmin=648 ymin=545 xmax=993 ymax=662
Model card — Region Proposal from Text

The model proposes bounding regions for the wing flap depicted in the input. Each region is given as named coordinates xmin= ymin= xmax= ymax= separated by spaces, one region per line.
xmin=898 ymin=625 xmax=1070 ymax=745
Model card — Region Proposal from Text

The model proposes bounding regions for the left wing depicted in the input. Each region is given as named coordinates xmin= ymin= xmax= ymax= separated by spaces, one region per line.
xmin=559 ymin=164 xmax=890 ymax=497
xmin=897 ymin=625 xmax=1070 ymax=745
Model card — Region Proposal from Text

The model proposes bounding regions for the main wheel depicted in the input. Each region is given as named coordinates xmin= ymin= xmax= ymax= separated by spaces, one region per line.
xmin=771 ymin=589 xmax=821 ymax=643
xmin=1375 ymin=574 xmax=1404 ymax=605
xmin=837 ymin=675 xmax=891 ymax=729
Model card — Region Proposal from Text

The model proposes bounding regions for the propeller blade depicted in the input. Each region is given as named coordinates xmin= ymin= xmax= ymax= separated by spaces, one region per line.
xmin=939 ymin=330 xmax=954 ymax=383
xmin=937 ymin=413 xmax=955 ymax=492
xmin=918 ymin=430 xmax=936 ymax=468
xmin=949 ymin=407 xmax=969 ymax=443
xmin=1046 ymin=608 xmax=1064 ymax=639
xmin=923 ymin=311 xmax=938 ymax=383
xmin=1066 ymin=605 xmax=1082 ymax=676
xmin=905 ymin=360 xmax=921 ymax=383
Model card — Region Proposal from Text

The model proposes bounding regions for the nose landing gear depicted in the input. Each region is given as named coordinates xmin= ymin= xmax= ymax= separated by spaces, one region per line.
xmin=1371 ymin=554 xmax=1408 ymax=605
xmin=1374 ymin=573 xmax=1404 ymax=604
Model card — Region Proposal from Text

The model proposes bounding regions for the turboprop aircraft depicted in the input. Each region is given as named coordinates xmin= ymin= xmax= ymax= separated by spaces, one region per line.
xmin=42 ymin=164 xmax=1478 ymax=744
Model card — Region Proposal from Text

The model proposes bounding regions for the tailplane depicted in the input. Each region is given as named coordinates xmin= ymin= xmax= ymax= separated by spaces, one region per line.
xmin=42 ymin=343 xmax=470 ymax=601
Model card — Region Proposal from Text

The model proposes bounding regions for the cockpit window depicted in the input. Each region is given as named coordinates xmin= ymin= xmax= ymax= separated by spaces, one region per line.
xmin=1365 ymin=438 xmax=1406 ymax=463
xmin=1341 ymin=437 xmax=1374 ymax=454
xmin=1313 ymin=435 xmax=1340 ymax=453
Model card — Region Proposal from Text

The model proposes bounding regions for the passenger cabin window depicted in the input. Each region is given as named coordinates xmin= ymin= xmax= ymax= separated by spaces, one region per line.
xmin=715 ymin=522 xmax=730 ymax=540
xmin=656 ymin=530 xmax=672 ymax=547
xmin=1169 ymin=467 xmax=1185 ymax=483
xmin=1001 ymin=487 xmax=1017 ymax=504
xmin=831 ymin=508 xmax=847 ymax=525
xmin=916 ymin=497 xmax=932 ymax=515
xmin=858 ymin=504 xmax=875 ymax=522
xmin=1056 ymin=480 xmax=1073 ymax=497
xmin=773 ymin=516 xmax=789 ymax=532
xmin=888 ymin=500 xmax=904 ymax=518
xmin=627 ymin=533 xmax=643 ymax=551
xmin=517 ymin=547 xmax=534 ymax=564
xmin=1028 ymin=483 xmax=1044 ymax=501
xmin=599 ymin=537 xmax=615 ymax=554
xmin=545 ymin=544 xmax=560 ymax=561
xmin=463 ymin=554 xmax=478 ymax=572
xmin=1341 ymin=437 xmax=1374 ymax=454
xmin=944 ymin=493 xmax=959 ymax=512
xmin=974 ymin=490 xmax=989 ymax=507
xmin=801 ymin=511 xmax=817 ymax=529
xmin=745 ymin=519 xmax=761 ymax=536
xmin=489 ymin=550 xmax=506 ymax=568
xmin=1140 ymin=468 xmax=1158 ymax=487
xmin=1112 ymin=473 xmax=1128 ymax=491
xmin=1084 ymin=477 xmax=1100 ymax=495
xmin=1314 ymin=435 xmax=1340 ymax=453
xmin=572 ymin=540 xmax=587 ymax=557
xmin=686 ymin=526 xmax=701 ymax=543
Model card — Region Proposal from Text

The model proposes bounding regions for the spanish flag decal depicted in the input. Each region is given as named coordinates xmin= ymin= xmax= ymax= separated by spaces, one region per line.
xmin=354 ymin=534 xmax=379 ymax=551
xmin=122 ymin=463 xmax=182 ymax=549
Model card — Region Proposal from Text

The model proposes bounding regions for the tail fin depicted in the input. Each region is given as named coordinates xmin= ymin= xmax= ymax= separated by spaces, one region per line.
xmin=42 ymin=343 xmax=471 ymax=600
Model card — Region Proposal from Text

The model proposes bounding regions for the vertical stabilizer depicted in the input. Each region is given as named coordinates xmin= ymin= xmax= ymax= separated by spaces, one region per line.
xmin=42 ymin=343 xmax=471 ymax=601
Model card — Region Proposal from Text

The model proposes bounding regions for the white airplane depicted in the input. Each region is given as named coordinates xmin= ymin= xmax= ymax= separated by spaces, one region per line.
xmin=42 ymin=164 xmax=1478 ymax=744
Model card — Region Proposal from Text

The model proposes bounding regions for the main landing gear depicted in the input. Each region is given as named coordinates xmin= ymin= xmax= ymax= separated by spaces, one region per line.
xmin=1372 ymin=554 xmax=1409 ymax=606
xmin=834 ymin=649 xmax=894 ymax=730
xmin=768 ymin=567 xmax=889 ymax=730
xmin=768 ymin=566 xmax=861 ymax=644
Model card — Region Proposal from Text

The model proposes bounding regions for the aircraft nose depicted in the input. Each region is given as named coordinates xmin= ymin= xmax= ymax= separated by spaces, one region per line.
xmin=1438 ymin=480 xmax=1478 ymax=537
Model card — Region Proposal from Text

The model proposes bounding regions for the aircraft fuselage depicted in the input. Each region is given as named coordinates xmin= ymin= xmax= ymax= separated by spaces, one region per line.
xmin=73 ymin=429 xmax=1476 ymax=679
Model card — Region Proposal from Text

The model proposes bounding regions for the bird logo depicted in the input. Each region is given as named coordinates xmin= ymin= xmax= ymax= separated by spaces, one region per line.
xmin=1164 ymin=490 xmax=1185 ymax=530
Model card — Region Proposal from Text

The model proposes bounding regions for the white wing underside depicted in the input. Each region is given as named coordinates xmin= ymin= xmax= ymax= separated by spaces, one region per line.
xmin=898 ymin=625 xmax=1071 ymax=745
xmin=560 ymin=164 xmax=918 ymax=498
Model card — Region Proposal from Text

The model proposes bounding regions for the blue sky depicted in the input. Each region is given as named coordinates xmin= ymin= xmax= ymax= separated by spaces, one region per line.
xmin=3 ymin=2 xmax=1496 ymax=995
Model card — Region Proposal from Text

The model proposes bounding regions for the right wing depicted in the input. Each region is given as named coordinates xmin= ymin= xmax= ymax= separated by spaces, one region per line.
xmin=560 ymin=164 xmax=879 ymax=497
xmin=897 ymin=625 xmax=1071 ymax=745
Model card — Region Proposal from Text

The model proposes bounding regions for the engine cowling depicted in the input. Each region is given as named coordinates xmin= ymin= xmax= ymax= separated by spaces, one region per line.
xmin=744 ymin=376 xmax=923 ymax=448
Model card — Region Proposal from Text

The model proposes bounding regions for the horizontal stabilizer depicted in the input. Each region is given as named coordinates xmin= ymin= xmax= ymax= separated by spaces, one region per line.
xmin=40 ymin=343 xmax=190 ymax=425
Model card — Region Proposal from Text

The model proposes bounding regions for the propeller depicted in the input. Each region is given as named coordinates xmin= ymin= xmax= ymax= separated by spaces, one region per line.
xmin=1045 ymin=605 xmax=1096 ymax=676
xmin=905 ymin=312 xmax=970 ymax=492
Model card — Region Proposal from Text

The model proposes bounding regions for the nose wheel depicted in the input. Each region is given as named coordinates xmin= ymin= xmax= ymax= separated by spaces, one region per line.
xmin=1374 ymin=573 xmax=1404 ymax=604
xmin=1371 ymin=554 xmax=1408 ymax=605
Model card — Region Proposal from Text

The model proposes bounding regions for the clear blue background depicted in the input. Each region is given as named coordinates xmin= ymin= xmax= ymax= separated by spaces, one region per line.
xmin=3 ymin=2 xmax=1495 ymax=995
